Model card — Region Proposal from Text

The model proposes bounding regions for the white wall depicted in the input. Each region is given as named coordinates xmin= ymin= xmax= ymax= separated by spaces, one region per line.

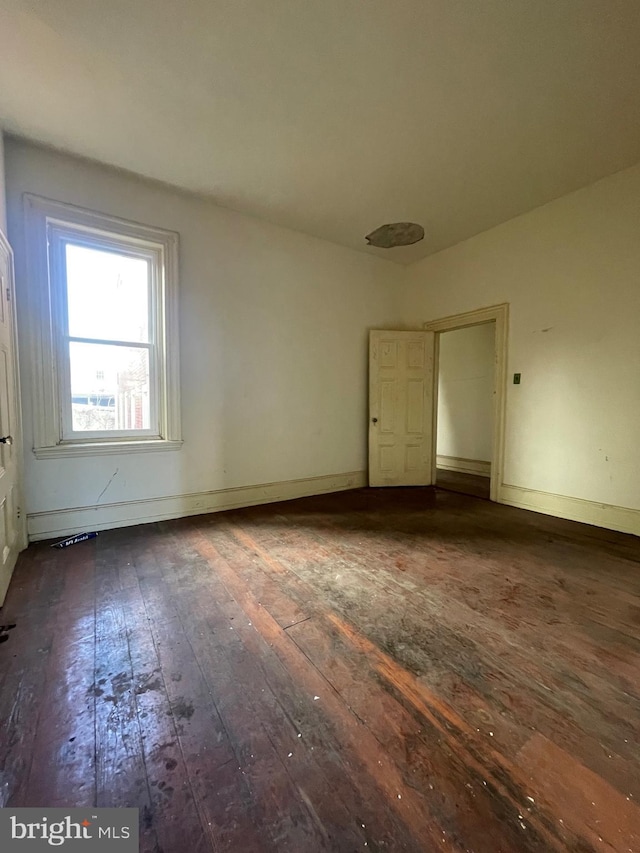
xmin=402 ymin=162 xmax=640 ymax=532
xmin=0 ymin=132 xmax=7 ymax=235
xmin=6 ymin=139 xmax=640 ymax=538
xmin=437 ymin=323 xmax=494 ymax=464
xmin=5 ymin=139 xmax=401 ymax=537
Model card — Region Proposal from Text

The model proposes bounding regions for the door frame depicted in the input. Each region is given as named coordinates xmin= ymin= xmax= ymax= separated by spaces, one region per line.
xmin=0 ymin=230 xmax=28 ymax=556
xmin=424 ymin=303 xmax=508 ymax=503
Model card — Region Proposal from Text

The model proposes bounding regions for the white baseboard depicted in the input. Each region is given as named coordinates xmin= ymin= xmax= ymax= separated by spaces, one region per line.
xmin=28 ymin=471 xmax=638 ymax=543
xmin=437 ymin=455 xmax=491 ymax=478
xmin=499 ymin=484 xmax=640 ymax=537
xmin=27 ymin=470 xmax=367 ymax=542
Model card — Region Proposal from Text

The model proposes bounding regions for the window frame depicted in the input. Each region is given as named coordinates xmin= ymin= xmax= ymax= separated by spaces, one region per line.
xmin=50 ymin=226 xmax=161 ymax=441
xmin=24 ymin=195 xmax=182 ymax=458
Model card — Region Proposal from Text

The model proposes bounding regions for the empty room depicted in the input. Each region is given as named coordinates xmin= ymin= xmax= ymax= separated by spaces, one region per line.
xmin=0 ymin=2 xmax=639 ymax=851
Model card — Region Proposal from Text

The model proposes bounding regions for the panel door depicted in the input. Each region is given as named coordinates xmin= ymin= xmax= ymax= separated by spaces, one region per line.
xmin=369 ymin=330 xmax=435 ymax=487
xmin=0 ymin=234 xmax=23 ymax=605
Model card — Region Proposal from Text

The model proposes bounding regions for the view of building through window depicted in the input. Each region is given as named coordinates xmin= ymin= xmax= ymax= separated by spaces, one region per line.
xmin=65 ymin=243 xmax=151 ymax=432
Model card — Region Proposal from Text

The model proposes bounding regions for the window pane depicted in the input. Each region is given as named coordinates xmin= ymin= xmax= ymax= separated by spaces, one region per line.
xmin=69 ymin=342 xmax=151 ymax=432
xmin=66 ymin=243 xmax=150 ymax=343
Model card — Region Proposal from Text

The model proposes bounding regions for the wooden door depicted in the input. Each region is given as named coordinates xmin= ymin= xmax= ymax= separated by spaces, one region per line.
xmin=369 ymin=330 xmax=435 ymax=487
xmin=0 ymin=233 xmax=23 ymax=605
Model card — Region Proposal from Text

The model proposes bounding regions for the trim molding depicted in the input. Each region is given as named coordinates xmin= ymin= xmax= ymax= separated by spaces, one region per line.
xmin=34 ymin=439 xmax=183 ymax=459
xmin=23 ymin=194 xmax=181 ymax=455
xmin=0 ymin=230 xmax=28 ymax=555
xmin=27 ymin=470 xmax=367 ymax=541
xmin=500 ymin=484 xmax=640 ymax=537
xmin=437 ymin=455 xmax=491 ymax=477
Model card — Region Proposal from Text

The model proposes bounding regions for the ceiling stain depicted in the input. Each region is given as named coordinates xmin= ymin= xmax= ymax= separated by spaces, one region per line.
xmin=365 ymin=222 xmax=425 ymax=249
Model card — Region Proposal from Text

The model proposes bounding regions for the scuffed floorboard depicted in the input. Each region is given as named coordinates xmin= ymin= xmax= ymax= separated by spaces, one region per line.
xmin=0 ymin=486 xmax=639 ymax=852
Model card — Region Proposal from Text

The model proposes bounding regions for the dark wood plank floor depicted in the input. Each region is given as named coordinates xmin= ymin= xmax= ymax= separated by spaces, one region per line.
xmin=1 ymin=487 xmax=639 ymax=852
xmin=436 ymin=468 xmax=491 ymax=499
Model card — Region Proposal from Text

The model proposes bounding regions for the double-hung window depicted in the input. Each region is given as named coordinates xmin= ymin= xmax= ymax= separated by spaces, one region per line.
xmin=25 ymin=197 xmax=181 ymax=457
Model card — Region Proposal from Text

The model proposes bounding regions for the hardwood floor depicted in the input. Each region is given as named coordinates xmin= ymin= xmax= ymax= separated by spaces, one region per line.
xmin=1 ymin=486 xmax=639 ymax=852
xmin=436 ymin=468 xmax=491 ymax=499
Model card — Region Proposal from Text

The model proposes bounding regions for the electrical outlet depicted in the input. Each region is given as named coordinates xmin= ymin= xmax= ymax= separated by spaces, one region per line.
xmin=513 ymin=373 xmax=521 ymax=384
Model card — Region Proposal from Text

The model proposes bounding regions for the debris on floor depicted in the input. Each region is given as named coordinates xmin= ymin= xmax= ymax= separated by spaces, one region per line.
xmin=51 ymin=531 xmax=98 ymax=549
xmin=0 ymin=623 xmax=16 ymax=645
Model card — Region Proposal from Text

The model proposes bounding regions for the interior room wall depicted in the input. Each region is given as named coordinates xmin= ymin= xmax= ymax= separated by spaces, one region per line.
xmin=5 ymin=139 xmax=401 ymax=539
xmin=6 ymin=139 xmax=640 ymax=539
xmin=437 ymin=323 xmax=494 ymax=473
xmin=402 ymin=162 xmax=640 ymax=535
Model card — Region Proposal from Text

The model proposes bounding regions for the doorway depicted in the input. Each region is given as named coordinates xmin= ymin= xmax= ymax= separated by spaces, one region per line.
xmin=367 ymin=305 xmax=507 ymax=499
xmin=435 ymin=323 xmax=494 ymax=499
xmin=424 ymin=303 xmax=508 ymax=503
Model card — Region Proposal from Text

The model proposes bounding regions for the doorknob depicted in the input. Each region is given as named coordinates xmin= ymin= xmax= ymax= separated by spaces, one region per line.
xmin=0 ymin=435 xmax=12 ymax=445
xmin=371 ymin=418 xmax=378 ymax=423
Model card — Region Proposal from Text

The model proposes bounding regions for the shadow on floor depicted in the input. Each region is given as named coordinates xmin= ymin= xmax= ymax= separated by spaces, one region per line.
xmin=436 ymin=468 xmax=491 ymax=500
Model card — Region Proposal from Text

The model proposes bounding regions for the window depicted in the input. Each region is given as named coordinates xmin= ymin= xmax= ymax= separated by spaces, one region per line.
xmin=25 ymin=197 xmax=181 ymax=457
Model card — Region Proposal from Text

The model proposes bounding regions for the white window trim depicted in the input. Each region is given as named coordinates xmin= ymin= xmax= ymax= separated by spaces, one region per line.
xmin=24 ymin=195 xmax=182 ymax=458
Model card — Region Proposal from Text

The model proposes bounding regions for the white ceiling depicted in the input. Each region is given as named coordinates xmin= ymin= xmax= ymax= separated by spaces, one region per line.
xmin=1 ymin=0 xmax=640 ymax=264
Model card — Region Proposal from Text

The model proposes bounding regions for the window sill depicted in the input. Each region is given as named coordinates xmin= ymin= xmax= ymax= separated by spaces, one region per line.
xmin=33 ymin=439 xmax=183 ymax=459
